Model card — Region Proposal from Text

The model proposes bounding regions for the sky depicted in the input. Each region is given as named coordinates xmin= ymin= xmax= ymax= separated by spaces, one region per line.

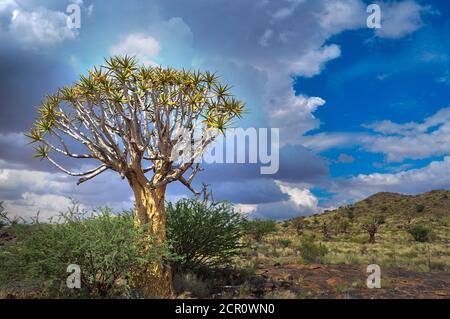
xmin=1 ymin=0 xmax=450 ymax=220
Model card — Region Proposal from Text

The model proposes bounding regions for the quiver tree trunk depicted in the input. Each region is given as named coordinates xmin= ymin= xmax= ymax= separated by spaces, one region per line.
xmin=128 ymin=173 xmax=173 ymax=298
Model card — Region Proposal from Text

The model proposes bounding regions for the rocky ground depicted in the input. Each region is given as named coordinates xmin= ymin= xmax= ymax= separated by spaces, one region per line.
xmin=211 ymin=263 xmax=450 ymax=299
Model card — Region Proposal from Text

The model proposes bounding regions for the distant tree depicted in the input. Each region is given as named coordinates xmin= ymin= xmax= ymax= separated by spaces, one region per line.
xmin=362 ymin=216 xmax=385 ymax=244
xmin=321 ymin=222 xmax=332 ymax=241
xmin=337 ymin=218 xmax=350 ymax=235
xmin=415 ymin=204 xmax=425 ymax=213
xmin=28 ymin=56 xmax=244 ymax=297
xmin=292 ymin=218 xmax=309 ymax=236
xmin=243 ymin=219 xmax=277 ymax=242
xmin=346 ymin=208 xmax=355 ymax=223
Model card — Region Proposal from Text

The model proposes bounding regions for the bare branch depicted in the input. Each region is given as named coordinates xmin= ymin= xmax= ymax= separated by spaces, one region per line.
xmin=77 ymin=165 xmax=109 ymax=185
xmin=48 ymin=156 xmax=107 ymax=177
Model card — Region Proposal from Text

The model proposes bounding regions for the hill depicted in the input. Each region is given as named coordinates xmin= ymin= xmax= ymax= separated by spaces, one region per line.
xmin=289 ymin=190 xmax=450 ymax=243
xmin=229 ymin=190 xmax=450 ymax=298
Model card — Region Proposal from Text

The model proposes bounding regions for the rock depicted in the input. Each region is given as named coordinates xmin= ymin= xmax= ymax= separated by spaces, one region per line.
xmin=326 ymin=278 xmax=344 ymax=287
xmin=434 ymin=291 xmax=448 ymax=297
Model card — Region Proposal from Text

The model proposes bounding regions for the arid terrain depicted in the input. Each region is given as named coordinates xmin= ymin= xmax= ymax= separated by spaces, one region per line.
xmin=1 ymin=190 xmax=450 ymax=299
xmin=184 ymin=190 xmax=450 ymax=299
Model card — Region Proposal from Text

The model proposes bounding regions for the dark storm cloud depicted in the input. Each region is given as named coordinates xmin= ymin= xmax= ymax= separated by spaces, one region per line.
xmin=207 ymin=179 xmax=289 ymax=205
xmin=0 ymin=45 xmax=76 ymax=133
xmin=199 ymin=144 xmax=329 ymax=184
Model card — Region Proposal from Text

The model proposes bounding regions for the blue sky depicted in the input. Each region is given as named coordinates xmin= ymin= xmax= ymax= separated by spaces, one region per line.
xmin=1 ymin=0 xmax=450 ymax=220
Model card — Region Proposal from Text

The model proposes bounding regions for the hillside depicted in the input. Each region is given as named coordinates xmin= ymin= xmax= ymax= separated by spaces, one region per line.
xmin=229 ymin=190 xmax=450 ymax=298
xmin=289 ymin=190 xmax=450 ymax=244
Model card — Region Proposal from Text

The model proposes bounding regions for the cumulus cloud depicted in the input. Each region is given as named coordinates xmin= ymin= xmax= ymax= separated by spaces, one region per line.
xmin=275 ymin=180 xmax=319 ymax=210
xmin=0 ymin=2 xmax=78 ymax=46
xmin=289 ymin=44 xmax=341 ymax=78
xmin=330 ymin=156 xmax=450 ymax=204
xmin=376 ymin=0 xmax=431 ymax=39
xmin=110 ymin=33 xmax=161 ymax=66
xmin=241 ymin=180 xmax=320 ymax=220
xmin=270 ymin=94 xmax=326 ymax=145
xmin=0 ymin=167 xmax=133 ymax=220
xmin=318 ymin=0 xmax=367 ymax=34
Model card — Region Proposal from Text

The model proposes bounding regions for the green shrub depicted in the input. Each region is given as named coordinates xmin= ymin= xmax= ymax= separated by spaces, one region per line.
xmin=407 ymin=224 xmax=432 ymax=242
xmin=0 ymin=204 xmax=171 ymax=298
xmin=415 ymin=204 xmax=425 ymax=213
xmin=299 ymin=238 xmax=328 ymax=264
xmin=278 ymin=239 xmax=292 ymax=248
xmin=243 ymin=219 xmax=277 ymax=241
xmin=166 ymin=199 xmax=245 ymax=270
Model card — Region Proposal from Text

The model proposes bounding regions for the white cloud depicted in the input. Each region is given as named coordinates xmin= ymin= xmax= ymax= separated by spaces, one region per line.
xmin=4 ymin=192 xmax=74 ymax=221
xmin=0 ymin=167 xmax=133 ymax=220
xmin=275 ymin=180 xmax=319 ymax=210
xmin=245 ymin=181 xmax=320 ymax=220
xmin=299 ymin=106 xmax=450 ymax=163
xmin=364 ymin=107 xmax=450 ymax=162
xmin=376 ymin=0 xmax=430 ymax=39
xmin=110 ymin=33 xmax=161 ymax=66
xmin=269 ymin=93 xmax=326 ymax=145
xmin=289 ymin=44 xmax=341 ymax=78
xmin=331 ymin=156 xmax=450 ymax=204
xmin=234 ymin=203 xmax=258 ymax=215
xmin=318 ymin=0 xmax=366 ymax=34
xmin=0 ymin=0 xmax=17 ymax=13
xmin=0 ymin=2 xmax=79 ymax=46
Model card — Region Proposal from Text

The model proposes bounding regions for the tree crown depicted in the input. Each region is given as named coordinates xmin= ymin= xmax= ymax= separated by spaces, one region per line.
xmin=28 ymin=56 xmax=245 ymax=192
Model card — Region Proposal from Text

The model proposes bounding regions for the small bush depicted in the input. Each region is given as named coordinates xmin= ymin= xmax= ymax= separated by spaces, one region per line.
xmin=299 ymin=238 xmax=328 ymax=264
xmin=415 ymin=204 xmax=425 ymax=213
xmin=278 ymin=239 xmax=292 ymax=248
xmin=243 ymin=219 xmax=277 ymax=241
xmin=407 ymin=224 xmax=432 ymax=242
xmin=166 ymin=199 xmax=245 ymax=271
xmin=0 ymin=204 xmax=171 ymax=298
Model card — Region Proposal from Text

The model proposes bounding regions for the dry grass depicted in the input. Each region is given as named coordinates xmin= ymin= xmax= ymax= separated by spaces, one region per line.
xmin=238 ymin=190 xmax=450 ymax=273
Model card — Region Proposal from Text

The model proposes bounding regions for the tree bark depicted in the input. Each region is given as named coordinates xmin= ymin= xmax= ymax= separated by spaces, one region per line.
xmin=128 ymin=172 xmax=174 ymax=298
xmin=368 ymin=231 xmax=376 ymax=244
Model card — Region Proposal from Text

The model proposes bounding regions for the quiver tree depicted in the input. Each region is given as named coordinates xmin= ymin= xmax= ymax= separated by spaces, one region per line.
xmin=362 ymin=216 xmax=385 ymax=244
xmin=28 ymin=56 xmax=244 ymax=297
